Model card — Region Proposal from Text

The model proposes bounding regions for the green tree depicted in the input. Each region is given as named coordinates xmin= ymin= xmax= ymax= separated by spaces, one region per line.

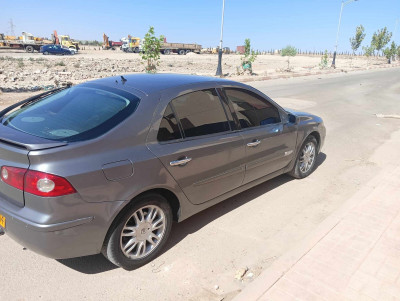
xmin=241 ymin=38 xmax=257 ymax=73
xmin=319 ymin=50 xmax=329 ymax=69
xmin=371 ymin=27 xmax=392 ymax=56
xmin=140 ymin=26 xmax=164 ymax=73
xmin=383 ymin=41 xmax=397 ymax=64
xmin=363 ymin=45 xmax=375 ymax=66
xmin=350 ymin=25 xmax=366 ymax=55
xmin=281 ymin=45 xmax=297 ymax=70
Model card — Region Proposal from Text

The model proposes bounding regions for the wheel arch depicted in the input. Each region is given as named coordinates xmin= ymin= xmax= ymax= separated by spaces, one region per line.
xmin=101 ymin=187 xmax=181 ymax=251
xmin=308 ymin=131 xmax=321 ymax=152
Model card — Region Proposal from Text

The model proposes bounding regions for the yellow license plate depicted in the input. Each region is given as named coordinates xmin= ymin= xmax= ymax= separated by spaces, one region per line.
xmin=0 ymin=214 xmax=5 ymax=229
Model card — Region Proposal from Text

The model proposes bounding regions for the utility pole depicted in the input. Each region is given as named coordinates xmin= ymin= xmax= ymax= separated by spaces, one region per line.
xmin=331 ymin=0 xmax=359 ymax=68
xmin=8 ymin=19 xmax=16 ymax=36
xmin=215 ymin=0 xmax=225 ymax=76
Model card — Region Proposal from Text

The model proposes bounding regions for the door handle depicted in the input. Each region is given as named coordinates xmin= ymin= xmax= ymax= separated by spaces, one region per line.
xmin=247 ymin=140 xmax=261 ymax=147
xmin=170 ymin=157 xmax=192 ymax=167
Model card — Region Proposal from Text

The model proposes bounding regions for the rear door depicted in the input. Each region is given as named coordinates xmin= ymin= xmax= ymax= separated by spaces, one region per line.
xmin=222 ymin=88 xmax=297 ymax=184
xmin=147 ymin=87 xmax=246 ymax=205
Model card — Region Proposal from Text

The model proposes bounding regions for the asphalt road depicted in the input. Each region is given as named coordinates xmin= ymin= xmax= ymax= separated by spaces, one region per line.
xmin=1 ymin=68 xmax=399 ymax=301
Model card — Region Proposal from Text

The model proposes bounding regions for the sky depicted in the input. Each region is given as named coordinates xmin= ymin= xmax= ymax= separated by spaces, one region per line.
xmin=1 ymin=0 xmax=399 ymax=52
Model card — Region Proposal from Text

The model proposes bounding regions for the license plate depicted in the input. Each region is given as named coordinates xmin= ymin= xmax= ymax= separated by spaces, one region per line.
xmin=0 ymin=214 xmax=5 ymax=229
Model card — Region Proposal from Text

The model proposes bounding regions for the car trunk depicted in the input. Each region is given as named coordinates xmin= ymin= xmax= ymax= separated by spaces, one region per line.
xmin=0 ymin=126 xmax=67 ymax=207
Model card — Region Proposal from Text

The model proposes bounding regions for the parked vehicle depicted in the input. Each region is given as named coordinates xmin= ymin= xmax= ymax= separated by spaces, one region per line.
xmin=52 ymin=30 xmax=79 ymax=51
xmin=122 ymin=36 xmax=141 ymax=53
xmin=40 ymin=44 xmax=75 ymax=55
xmin=0 ymin=74 xmax=325 ymax=270
xmin=102 ymin=33 xmax=123 ymax=50
xmin=161 ymin=42 xmax=201 ymax=55
xmin=0 ymin=32 xmax=52 ymax=53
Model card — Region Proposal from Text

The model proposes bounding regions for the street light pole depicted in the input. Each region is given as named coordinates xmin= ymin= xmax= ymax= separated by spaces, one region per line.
xmin=331 ymin=0 xmax=358 ymax=68
xmin=216 ymin=0 xmax=225 ymax=76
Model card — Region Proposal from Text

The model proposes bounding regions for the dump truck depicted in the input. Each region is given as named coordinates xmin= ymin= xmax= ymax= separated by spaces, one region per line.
xmin=53 ymin=31 xmax=79 ymax=51
xmin=121 ymin=36 xmax=141 ymax=53
xmin=0 ymin=32 xmax=52 ymax=52
xmin=102 ymin=33 xmax=122 ymax=50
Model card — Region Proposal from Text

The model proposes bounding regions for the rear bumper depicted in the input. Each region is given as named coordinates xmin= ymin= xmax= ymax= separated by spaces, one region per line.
xmin=0 ymin=197 xmax=127 ymax=259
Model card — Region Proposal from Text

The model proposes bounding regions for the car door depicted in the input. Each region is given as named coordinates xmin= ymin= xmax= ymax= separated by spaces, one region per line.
xmin=147 ymin=87 xmax=246 ymax=205
xmin=222 ymin=87 xmax=297 ymax=185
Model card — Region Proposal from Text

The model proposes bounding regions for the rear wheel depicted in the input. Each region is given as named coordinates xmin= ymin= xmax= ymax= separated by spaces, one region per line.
xmin=102 ymin=193 xmax=173 ymax=270
xmin=178 ymin=49 xmax=185 ymax=55
xmin=163 ymin=49 xmax=171 ymax=55
xmin=289 ymin=135 xmax=318 ymax=179
xmin=134 ymin=47 xmax=140 ymax=53
xmin=185 ymin=50 xmax=191 ymax=54
xmin=25 ymin=46 xmax=34 ymax=53
xmin=43 ymin=51 xmax=49 ymax=55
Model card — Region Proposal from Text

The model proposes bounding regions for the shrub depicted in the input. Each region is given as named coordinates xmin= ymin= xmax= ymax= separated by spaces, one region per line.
xmin=240 ymin=38 xmax=257 ymax=74
xmin=281 ymin=45 xmax=297 ymax=70
xmin=319 ymin=50 xmax=328 ymax=69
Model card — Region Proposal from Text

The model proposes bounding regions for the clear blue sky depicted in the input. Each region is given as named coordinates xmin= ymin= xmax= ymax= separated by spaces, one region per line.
xmin=1 ymin=0 xmax=399 ymax=52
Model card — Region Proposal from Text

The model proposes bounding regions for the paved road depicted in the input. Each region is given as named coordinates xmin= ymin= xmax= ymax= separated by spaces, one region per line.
xmin=1 ymin=68 xmax=399 ymax=301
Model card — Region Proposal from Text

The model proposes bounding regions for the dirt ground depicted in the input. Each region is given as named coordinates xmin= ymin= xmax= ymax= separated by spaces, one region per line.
xmin=0 ymin=48 xmax=396 ymax=94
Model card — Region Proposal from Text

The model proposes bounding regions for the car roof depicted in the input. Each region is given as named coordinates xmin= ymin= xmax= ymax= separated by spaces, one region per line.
xmin=83 ymin=73 xmax=236 ymax=95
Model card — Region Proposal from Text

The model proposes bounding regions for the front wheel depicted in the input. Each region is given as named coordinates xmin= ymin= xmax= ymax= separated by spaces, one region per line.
xmin=43 ymin=51 xmax=49 ymax=55
xmin=289 ymin=135 xmax=318 ymax=179
xmin=102 ymin=193 xmax=173 ymax=270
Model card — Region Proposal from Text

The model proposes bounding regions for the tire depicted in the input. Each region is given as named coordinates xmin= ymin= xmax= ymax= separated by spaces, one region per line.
xmin=178 ymin=49 xmax=185 ymax=55
xmin=163 ymin=49 xmax=171 ymax=55
xmin=185 ymin=50 xmax=191 ymax=54
xmin=134 ymin=47 xmax=140 ymax=53
xmin=43 ymin=51 xmax=49 ymax=55
xmin=102 ymin=193 xmax=173 ymax=270
xmin=25 ymin=46 xmax=34 ymax=53
xmin=288 ymin=135 xmax=318 ymax=179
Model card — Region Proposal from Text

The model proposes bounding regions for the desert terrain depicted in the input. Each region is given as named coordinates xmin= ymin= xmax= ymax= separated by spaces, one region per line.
xmin=0 ymin=47 xmax=397 ymax=97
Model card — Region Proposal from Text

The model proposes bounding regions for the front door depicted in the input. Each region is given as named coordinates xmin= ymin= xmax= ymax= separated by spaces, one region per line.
xmin=147 ymin=88 xmax=246 ymax=205
xmin=222 ymin=88 xmax=297 ymax=184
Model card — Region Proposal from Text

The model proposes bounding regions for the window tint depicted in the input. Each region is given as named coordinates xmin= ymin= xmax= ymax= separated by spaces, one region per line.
xmin=171 ymin=89 xmax=230 ymax=138
xmin=1 ymin=85 xmax=140 ymax=142
xmin=224 ymin=88 xmax=281 ymax=128
xmin=157 ymin=104 xmax=182 ymax=142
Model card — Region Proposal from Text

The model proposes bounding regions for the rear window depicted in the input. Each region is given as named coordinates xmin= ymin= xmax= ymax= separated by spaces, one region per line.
xmin=1 ymin=85 xmax=140 ymax=142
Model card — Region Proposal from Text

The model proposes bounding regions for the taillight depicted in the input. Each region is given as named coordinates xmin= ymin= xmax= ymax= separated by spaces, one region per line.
xmin=0 ymin=166 xmax=76 ymax=197
xmin=1 ymin=166 xmax=25 ymax=190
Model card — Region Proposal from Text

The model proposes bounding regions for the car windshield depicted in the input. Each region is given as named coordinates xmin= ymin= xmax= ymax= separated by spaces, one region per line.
xmin=1 ymin=85 xmax=140 ymax=142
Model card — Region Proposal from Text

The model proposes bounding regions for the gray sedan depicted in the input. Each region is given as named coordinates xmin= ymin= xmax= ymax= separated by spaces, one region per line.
xmin=0 ymin=74 xmax=325 ymax=270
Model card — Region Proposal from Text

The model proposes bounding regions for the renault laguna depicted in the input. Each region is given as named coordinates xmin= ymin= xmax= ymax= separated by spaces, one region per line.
xmin=0 ymin=74 xmax=325 ymax=270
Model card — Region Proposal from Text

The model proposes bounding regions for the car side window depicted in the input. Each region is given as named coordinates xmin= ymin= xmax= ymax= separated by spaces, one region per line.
xmin=157 ymin=104 xmax=182 ymax=142
xmin=171 ymin=89 xmax=230 ymax=138
xmin=224 ymin=88 xmax=281 ymax=128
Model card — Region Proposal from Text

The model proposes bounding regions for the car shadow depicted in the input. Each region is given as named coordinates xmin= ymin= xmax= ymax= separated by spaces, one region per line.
xmin=56 ymin=152 xmax=326 ymax=274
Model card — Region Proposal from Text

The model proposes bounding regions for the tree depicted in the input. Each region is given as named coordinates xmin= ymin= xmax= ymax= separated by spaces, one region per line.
xmin=240 ymin=38 xmax=257 ymax=74
xmin=350 ymin=25 xmax=366 ymax=55
xmin=371 ymin=27 xmax=392 ymax=56
xmin=140 ymin=26 xmax=164 ymax=73
xmin=383 ymin=41 xmax=397 ymax=64
xmin=363 ymin=45 xmax=375 ymax=66
xmin=281 ymin=45 xmax=297 ymax=70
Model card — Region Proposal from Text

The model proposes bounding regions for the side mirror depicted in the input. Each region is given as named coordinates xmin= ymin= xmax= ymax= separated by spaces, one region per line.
xmin=288 ymin=113 xmax=297 ymax=124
